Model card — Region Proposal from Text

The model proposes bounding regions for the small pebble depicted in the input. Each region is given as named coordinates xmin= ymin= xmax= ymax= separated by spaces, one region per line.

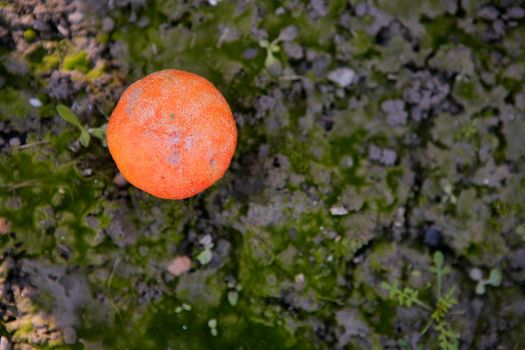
xmin=355 ymin=3 xmax=367 ymax=16
xmin=0 ymin=336 xmax=11 ymax=350
xmin=469 ymin=268 xmax=483 ymax=281
xmin=102 ymin=17 xmax=115 ymax=32
xmin=330 ymin=206 xmax=349 ymax=216
xmin=278 ymin=25 xmax=297 ymax=42
xmin=62 ymin=326 xmax=77 ymax=344
xmin=423 ymin=227 xmax=443 ymax=248
xmin=199 ymin=234 xmax=213 ymax=247
xmin=507 ymin=6 xmax=525 ymax=19
xmin=29 ymin=98 xmax=42 ymax=107
xmin=167 ymin=256 xmax=192 ymax=277
xmin=478 ymin=6 xmax=499 ymax=20
xmin=137 ymin=16 xmax=150 ymax=28
xmin=294 ymin=273 xmax=305 ymax=284
xmin=57 ymin=24 xmax=69 ymax=37
xmin=275 ymin=7 xmax=286 ymax=16
xmin=8 ymin=137 xmax=20 ymax=147
xmin=0 ymin=217 xmax=10 ymax=235
xmin=68 ymin=12 xmax=84 ymax=24
xmin=327 ymin=68 xmax=356 ymax=88
xmin=113 ymin=172 xmax=129 ymax=188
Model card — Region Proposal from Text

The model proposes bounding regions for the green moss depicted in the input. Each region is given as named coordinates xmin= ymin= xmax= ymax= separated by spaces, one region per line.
xmin=0 ymin=88 xmax=31 ymax=120
xmin=96 ymin=32 xmax=110 ymax=44
xmin=23 ymin=28 xmax=37 ymax=42
xmin=35 ymin=54 xmax=60 ymax=75
xmin=80 ymin=294 xmax=309 ymax=350
xmin=33 ymin=289 xmax=56 ymax=313
xmin=63 ymin=51 xmax=90 ymax=72
xmin=86 ymin=66 xmax=105 ymax=80
xmin=14 ymin=320 xmax=33 ymax=337
xmin=350 ymin=30 xmax=374 ymax=56
xmin=0 ymin=151 xmax=102 ymax=259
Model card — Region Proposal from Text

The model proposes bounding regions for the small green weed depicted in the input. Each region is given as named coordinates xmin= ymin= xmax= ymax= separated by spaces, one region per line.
xmin=469 ymin=267 xmax=502 ymax=295
xmin=259 ymin=38 xmax=281 ymax=68
xmin=56 ymin=104 xmax=107 ymax=147
xmin=382 ymin=251 xmax=460 ymax=350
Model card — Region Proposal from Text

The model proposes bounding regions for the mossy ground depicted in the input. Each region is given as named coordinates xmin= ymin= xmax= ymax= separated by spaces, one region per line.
xmin=1 ymin=0 xmax=525 ymax=349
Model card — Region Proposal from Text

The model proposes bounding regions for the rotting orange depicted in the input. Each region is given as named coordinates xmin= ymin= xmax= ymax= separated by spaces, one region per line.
xmin=107 ymin=69 xmax=237 ymax=200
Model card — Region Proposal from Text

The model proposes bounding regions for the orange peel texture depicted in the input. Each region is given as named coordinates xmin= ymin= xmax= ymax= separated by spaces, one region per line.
xmin=107 ymin=69 xmax=237 ymax=199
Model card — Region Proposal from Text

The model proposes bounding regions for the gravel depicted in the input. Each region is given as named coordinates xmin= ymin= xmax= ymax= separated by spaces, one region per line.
xmin=327 ymin=68 xmax=356 ymax=88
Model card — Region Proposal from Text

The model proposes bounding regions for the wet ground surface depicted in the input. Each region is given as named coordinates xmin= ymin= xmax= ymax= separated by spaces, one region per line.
xmin=1 ymin=1 xmax=525 ymax=349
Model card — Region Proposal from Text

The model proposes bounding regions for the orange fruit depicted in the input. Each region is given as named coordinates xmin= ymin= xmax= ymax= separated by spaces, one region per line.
xmin=107 ymin=69 xmax=237 ymax=199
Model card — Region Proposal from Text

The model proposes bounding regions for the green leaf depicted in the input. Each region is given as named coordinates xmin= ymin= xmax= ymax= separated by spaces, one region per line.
xmin=56 ymin=104 xmax=83 ymax=129
xmin=227 ymin=291 xmax=239 ymax=306
xmin=265 ymin=52 xmax=278 ymax=67
xmin=259 ymin=39 xmax=269 ymax=48
xmin=89 ymin=124 xmax=107 ymax=140
xmin=79 ymin=130 xmax=91 ymax=147
xmin=488 ymin=268 xmax=502 ymax=287
xmin=208 ymin=318 xmax=217 ymax=329
xmin=196 ymin=248 xmax=212 ymax=265
xmin=475 ymin=283 xmax=485 ymax=295
xmin=433 ymin=251 xmax=444 ymax=268
xmin=350 ymin=30 xmax=374 ymax=56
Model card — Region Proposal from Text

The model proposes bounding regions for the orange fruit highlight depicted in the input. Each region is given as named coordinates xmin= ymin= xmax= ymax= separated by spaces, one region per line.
xmin=107 ymin=69 xmax=237 ymax=199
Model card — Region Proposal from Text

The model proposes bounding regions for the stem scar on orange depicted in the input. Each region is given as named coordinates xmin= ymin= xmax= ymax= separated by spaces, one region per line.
xmin=107 ymin=69 xmax=237 ymax=200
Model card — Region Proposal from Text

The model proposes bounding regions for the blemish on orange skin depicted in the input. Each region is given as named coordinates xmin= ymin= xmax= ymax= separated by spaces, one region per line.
xmin=107 ymin=69 xmax=237 ymax=200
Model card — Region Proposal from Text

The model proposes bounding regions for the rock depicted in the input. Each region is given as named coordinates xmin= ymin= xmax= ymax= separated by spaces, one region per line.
xmin=113 ymin=172 xmax=128 ymax=188
xmin=327 ymin=68 xmax=356 ymax=88
xmin=423 ymin=227 xmax=443 ymax=248
xmin=284 ymin=42 xmax=303 ymax=60
xmin=137 ymin=16 xmax=150 ymax=28
xmin=507 ymin=7 xmax=525 ymax=19
xmin=278 ymin=25 xmax=297 ymax=42
xmin=62 ymin=326 xmax=77 ymax=344
xmin=29 ymin=98 xmax=42 ymax=107
xmin=368 ymin=144 xmax=397 ymax=166
xmin=3 ymin=56 xmax=29 ymax=76
xmin=57 ymin=25 xmax=69 ymax=37
xmin=0 ymin=218 xmax=10 ymax=235
xmin=47 ymin=71 xmax=76 ymax=100
xmin=469 ymin=268 xmax=483 ymax=281
xmin=8 ymin=137 xmax=20 ymax=147
xmin=167 ymin=256 xmax=192 ymax=277
xmin=310 ymin=0 xmax=328 ymax=18
xmin=381 ymin=99 xmax=408 ymax=126
xmin=0 ymin=336 xmax=10 ymax=350
xmin=478 ymin=6 xmax=499 ymax=21
xmin=102 ymin=17 xmax=115 ymax=32
xmin=68 ymin=12 xmax=84 ymax=25
xmin=330 ymin=206 xmax=349 ymax=216
xmin=242 ymin=48 xmax=258 ymax=60
xmin=355 ymin=3 xmax=367 ymax=16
